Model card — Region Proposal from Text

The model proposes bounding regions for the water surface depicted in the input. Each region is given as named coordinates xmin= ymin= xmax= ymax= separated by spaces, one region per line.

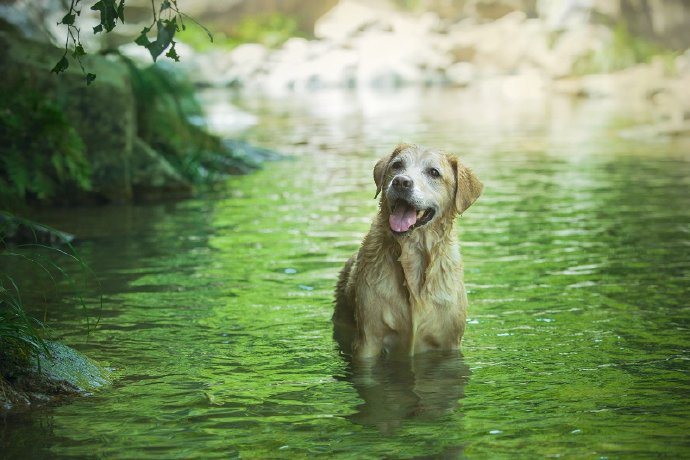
xmin=3 ymin=87 xmax=689 ymax=458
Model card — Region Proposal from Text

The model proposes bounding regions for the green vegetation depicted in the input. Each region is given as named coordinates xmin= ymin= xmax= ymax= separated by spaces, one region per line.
xmin=55 ymin=0 xmax=209 ymax=83
xmin=124 ymin=60 xmax=257 ymax=184
xmin=0 ymin=275 xmax=48 ymax=362
xmin=0 ymin=213 xmax=103 ymax=408
xmin=391 ymin=0 xmax=423 ymax=11
xmin=573 ymin=21 xmax=676 ymax=75
xmin=177 ymin=13 xmax=305 ymax=52
xmin=0 ymin=214 xmax=96 ymax=364
xmin=0 ymin=84 xmax=91 ymax=211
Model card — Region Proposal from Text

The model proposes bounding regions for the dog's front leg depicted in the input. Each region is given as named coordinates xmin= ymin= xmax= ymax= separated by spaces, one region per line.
xmin=353 ymin=333 xmax=384 ymax=360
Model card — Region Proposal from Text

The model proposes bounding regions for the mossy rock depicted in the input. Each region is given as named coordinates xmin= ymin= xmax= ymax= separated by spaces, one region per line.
xmin=0 ymin=27 xmax=135 ymax=203
xmin=1 ymin=341 xmax=111 ymax=410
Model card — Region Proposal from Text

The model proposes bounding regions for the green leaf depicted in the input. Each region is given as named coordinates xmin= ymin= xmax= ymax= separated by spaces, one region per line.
xmin=90 ymin=0 xmax=118 ymax=33
xmin=86 ymin=73 xmax=97 ymax=85
xmin=165 ymin=41 xmax=180 ymax=62
xmin=159 ymin=18 xmax=178 ymax=42
xmin=72 ymin=44 xmax=86 ymax=58
xmin=61 ymin=13 xmax=76 ymax=25
xmin=93 ymin=23 xmax=103 ymax=34
xmin=146 ymin=19 xmax=177 ymax=62
xmin=51 ymin=56 xmax=69 ymax=74
xmin=117 ymin=0 xmax=125 ymax=22
xmin=135 ymin=27 xmax=151 ymax=47
xmin=51 ymin=153 xmax=65 ymax=181
xmin=160 ymin=0 xmax=171 ymax=12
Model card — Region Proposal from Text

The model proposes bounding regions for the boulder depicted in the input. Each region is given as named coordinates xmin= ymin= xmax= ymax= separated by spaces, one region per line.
xmin=129 ymin=138 xmax=193 ymax=201
xmin=1 ymin=341 xmax=111 ymax=410
xmin=0 ymin=27 xmax=136 ymax=203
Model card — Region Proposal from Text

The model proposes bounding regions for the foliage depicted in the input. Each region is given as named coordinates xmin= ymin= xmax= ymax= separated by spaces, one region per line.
xmin=232 ymin=13 xmax=304 ymax=48
xmin=573 ymin=22 xmax=674 ymax=75
xmin=121 ymin=59 xmax=234 ymax=184
xmin=391 ymin=0 xmax=423 ymax=11
xmin=176 ymin=13 xmax=305 ymax=52
xmin=0 ymin=276 xmax=48 ymax=362
xmin=0 ymin=213 xmax=98 ymax=364
xmin=0 ymin=84 xmax=91 ymax=210
xmin=53 ymin=0 xmax=212 ymax=84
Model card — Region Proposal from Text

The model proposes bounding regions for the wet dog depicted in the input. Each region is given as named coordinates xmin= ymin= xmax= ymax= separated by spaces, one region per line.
xmin=333 ymin=144 xmax=482 ymax=360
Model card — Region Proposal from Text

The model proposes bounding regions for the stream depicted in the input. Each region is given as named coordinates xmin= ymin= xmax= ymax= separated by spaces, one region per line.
xmin=2 ymin=87 xmax=689 ymax=458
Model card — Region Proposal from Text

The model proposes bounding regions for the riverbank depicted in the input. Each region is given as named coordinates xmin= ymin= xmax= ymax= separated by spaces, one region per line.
xmin=1 ymin=88 xmax=688 ymax=455
xmin=165 ymin=1 xmax=689 ymax=138
xmin=0 ymin=19 xmax=279 ymax=410
xmin=0 ymin=19 xmax=279 ymax=210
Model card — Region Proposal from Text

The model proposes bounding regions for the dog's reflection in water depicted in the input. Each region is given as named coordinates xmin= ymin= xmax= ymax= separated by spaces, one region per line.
xmin=338 ymin=351 xmax=471 ymax=434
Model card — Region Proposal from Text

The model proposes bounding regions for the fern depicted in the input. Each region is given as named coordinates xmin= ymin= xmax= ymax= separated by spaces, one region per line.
xmin=1 ymin=154 xmax=29 ymax=198
xmin=0 ymin=83 xmax=90 ymax=209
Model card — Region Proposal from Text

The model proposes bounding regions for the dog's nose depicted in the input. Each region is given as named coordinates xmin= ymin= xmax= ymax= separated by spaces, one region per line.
xmin=392 ymin=175 xmax=413 ymax=191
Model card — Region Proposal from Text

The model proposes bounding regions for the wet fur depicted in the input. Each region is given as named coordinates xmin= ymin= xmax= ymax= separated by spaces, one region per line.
xmin=333 ymin=144 xmax=483 ymax=360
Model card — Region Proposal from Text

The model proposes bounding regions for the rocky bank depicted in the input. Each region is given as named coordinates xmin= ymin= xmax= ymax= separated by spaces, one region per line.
xmin=171 ymin=0 xmax=690 ymax=135
xmin=0 ymin=19 xmax=277 ymax=207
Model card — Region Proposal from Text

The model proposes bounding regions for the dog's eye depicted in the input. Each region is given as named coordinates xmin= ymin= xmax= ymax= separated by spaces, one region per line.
xmin=427 ymin=168 xmax=441 ymax=178
xmin=391 ymin=160 xmax=404 ymax=170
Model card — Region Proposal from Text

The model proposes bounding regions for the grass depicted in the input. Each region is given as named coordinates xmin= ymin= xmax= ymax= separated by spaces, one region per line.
xmin=0 ymin=276 xmax=48 ymax=360
xmin=0 ymin=212 xmax=99 ymax=366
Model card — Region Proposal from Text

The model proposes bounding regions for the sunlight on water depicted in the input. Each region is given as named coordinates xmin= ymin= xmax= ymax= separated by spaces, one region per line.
xmin=2 ymin=88 xmax=689 ymax=458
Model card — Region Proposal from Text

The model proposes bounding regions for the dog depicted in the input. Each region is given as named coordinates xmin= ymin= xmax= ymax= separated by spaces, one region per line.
xmin=333 ymin=144 xmax=482 ymax=360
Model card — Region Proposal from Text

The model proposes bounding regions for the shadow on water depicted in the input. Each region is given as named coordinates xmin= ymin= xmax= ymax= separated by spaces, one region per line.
xmin=337 ymin=351 xmax=471 ymax=435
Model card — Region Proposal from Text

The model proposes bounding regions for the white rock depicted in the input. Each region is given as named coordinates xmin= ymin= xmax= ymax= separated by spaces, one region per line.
xmin=446 ymin=62 xmax=477 ymax=86
xmin=315 ymin=1 xmax=390 ymax=41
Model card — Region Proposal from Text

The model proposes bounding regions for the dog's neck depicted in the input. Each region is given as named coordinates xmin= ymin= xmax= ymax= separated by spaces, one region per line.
xmin=374 ymin=210 xmax=460 ymax=302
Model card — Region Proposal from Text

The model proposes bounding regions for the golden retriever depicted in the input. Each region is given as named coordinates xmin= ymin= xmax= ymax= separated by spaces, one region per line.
xmin=333 ymin=144 xmax=483 ymax=360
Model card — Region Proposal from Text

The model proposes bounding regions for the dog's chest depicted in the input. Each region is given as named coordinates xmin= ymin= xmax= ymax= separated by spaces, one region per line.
xmin=395 ymin=245 xmax=464 ymax=351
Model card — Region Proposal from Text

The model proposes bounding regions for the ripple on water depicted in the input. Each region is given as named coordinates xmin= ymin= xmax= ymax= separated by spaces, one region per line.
xmin=2 ymin=90 xmax=689 ymax=459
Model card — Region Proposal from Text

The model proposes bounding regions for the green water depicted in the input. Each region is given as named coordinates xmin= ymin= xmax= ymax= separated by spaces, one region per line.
xmin=3 ymin=88 xmax=690 ymax=458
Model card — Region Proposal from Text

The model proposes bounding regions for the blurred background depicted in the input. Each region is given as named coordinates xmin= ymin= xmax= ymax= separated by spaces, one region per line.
xmin=0 ymin=0 xmax=690 ymax=203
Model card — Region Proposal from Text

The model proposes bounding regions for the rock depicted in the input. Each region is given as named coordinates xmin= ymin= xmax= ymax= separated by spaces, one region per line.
xmin=315 ymin=1 xmax=390 ymax=41
xmin=0 ymin=28 xmax=136 ymax=203
xmin=0 ymin=213 xmax=74 ymax=246
xmin=446 ymin=62 xmax=477 ymax=87
xmin=472 ymin=0 xmax=525 ymax=20
xmin=548 ymin=24 xmax=612 ymax=77
xmin=129 ymin=138 xmax=193 ymax=201
xmin=0 ymin=341 xmax=111 ymax=410
xmin=34 ymin=342 xmax=111 ymax=395
xmin=222 ymin=139 xmax=283 ymax=168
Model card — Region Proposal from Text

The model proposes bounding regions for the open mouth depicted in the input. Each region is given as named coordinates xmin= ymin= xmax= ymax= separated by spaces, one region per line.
xmin=388 ymin=199 xmax=435 ymax=235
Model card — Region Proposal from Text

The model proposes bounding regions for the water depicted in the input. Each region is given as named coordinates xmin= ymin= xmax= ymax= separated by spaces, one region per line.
xmin=3 ymin=87 xmax=690 ymax=458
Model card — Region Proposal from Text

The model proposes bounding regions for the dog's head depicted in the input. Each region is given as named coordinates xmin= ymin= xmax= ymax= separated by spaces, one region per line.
xmin=374 ymin=144 xmax=483 ymax=236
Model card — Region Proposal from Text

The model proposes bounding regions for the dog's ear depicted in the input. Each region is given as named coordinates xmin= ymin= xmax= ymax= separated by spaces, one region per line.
xmin=373 ymin=144 xmax=410 ymax=198
xmin=451 ymin=156 xmax=483 ymax=214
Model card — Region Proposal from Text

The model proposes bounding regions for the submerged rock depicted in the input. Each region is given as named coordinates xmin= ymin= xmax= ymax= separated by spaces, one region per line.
xmin=0 ymin=213 xmax=74 ymax=247
xmin=0 ymin=341 xmax=111 ymax=410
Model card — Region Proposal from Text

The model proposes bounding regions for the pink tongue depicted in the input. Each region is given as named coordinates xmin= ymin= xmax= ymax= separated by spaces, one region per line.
xmin=389 ymin=204 xmax=417 ymax=233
